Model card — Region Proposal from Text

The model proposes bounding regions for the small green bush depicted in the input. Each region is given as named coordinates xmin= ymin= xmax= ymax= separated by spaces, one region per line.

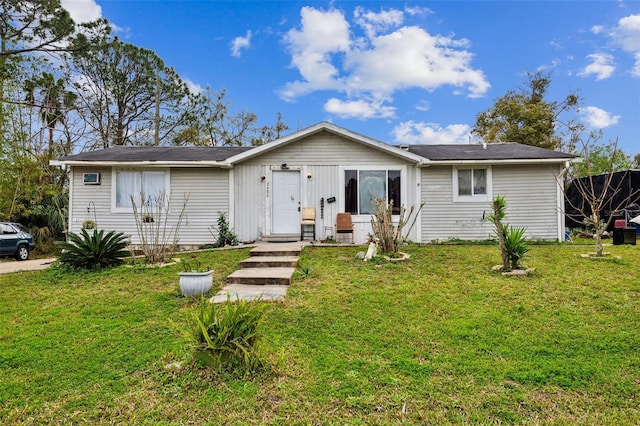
xmin=55 ymin=229 xmax=129 ymax=270
xmin=209 ymin=212 xmax=239 ymax=247
xmin=189 ymin=295 xmax=265 ymax=375
xmin=504 ymin=225 xmax=529 ymax=270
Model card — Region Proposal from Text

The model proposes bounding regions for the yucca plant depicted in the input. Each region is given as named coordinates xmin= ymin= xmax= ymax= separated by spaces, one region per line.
xmin=504 ymin=225 xmax=529 ymax=270
xmin=189 ymin=295 xmax=265 ymax=375
xmin=55 ymin=229 xmax=129 ymax=270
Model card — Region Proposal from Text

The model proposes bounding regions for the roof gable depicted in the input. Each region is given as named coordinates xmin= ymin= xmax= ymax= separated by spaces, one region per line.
xmin=226 ymin=122 xmax=426 ymax=165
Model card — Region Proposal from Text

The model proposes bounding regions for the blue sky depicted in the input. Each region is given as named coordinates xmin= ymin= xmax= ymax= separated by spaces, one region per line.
xmin=61 ymin=1 xmax=639 ymax=156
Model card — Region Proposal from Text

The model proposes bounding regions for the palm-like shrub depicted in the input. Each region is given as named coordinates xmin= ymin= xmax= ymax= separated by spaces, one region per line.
xmin=55 ymin=229 xmax=129 ymax=270
xmin=503 ymin=225 xmax=529 ymax=270
xmin=488 ymin=196 xmax=529 ymax=271
xmin=189 ymin=295 xmax=265 ymax=375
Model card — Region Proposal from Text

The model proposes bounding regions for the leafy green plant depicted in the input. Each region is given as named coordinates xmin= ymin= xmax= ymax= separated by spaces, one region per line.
xmin=487 ymin=195 xmax=509 ymax=270
xmin=180 ymin=255 xmax=209 ymax=272
xmin=55 ymin=229 xmax=129 ymax=270
xmin=488 ymin=195 xmax=529 ymax=271
xmin=82 ymin=219 xmax=96 ymax=230
xmin=504 ymin=225 xmax=529 ymax=270
xmin=295 ymin=264 xmax=312 ymax=279
xmin=209 ymin=212 xmax=239 ymax=247
xmin=188 ymin=294 xmax=265 ymax=375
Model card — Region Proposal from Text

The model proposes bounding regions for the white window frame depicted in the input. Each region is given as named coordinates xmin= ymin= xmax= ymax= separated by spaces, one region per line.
xmin=111 ymin=167 xmax=171 ymax=213
xmin=339 ymin=166 xmax=406 ymax=218
xmin=452 ymin=166 xmax=492 ymax=202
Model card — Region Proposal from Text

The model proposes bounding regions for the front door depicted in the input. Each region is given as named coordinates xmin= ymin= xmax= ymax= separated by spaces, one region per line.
xmin=272 ymin=170 xmax=300 ymax=234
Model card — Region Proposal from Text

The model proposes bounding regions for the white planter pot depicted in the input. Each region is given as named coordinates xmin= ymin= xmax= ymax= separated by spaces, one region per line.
xmin=179 ymin=270 xmax=213 ymax=297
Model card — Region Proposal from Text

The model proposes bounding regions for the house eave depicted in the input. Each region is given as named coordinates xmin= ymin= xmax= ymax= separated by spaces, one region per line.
xmin=49 ymin=160 xmax=232 ymax=168
xmin=418 ymin=158 xmax=578 ymax=166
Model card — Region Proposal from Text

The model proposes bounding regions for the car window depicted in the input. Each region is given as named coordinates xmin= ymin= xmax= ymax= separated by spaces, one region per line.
xmin=0 ymin=224 xmax=16 ymax=234
xmin=12 ymin=223 xmax=28 ymax=233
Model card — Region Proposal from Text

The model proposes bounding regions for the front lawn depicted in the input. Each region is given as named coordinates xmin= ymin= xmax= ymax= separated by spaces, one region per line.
xmin=1 ymin=243 xmax=639 ymax=424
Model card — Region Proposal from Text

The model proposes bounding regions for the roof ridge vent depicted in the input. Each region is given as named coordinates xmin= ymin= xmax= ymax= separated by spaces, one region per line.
xmin=399 ymin=144 xmax=409 ymax=150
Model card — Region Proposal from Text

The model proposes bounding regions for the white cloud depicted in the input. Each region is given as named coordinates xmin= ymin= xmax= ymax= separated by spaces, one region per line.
xmin=404 ymin=6 xmax=433 ymax=17
xmin=415 ymin=100 xmax=430 ymax=112
xmin=354 ymin=6 xmax=404 ymax=39
xmin=184 ymin=78 xmax=204 ymax=95
xmin=280 ymin=6 xmax=489 ymax=118
xmin=280 ymin=7 xmax=351 ymax=99
xmin=579 ymin=53 xmax=616 ymax=80
xmin=610 ymin=14 xmax=640 ymax=76
xmin=344 ymin=26 xmax=489 ymax=98
xmin=579 ymin=106 xmax=621 ymax=128
xmin=230 ymin=30 xmax=252 ymax=58
xmin=60 ymin=0 xmax=102 ymax=23
xmin=392 ymin=121 xmax=472 ymax=145
xmin=324 ymin=98 xmax=396 ymax=119
xmin=591 ymin=25 xmax=604 ymax=34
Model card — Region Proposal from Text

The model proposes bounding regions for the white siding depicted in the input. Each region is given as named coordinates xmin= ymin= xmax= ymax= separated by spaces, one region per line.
xmin=493 ymin=164 xmax=562 ymax=240
xmin=70 ymin=166 xmax=229 ymax=246
xmin=235 ymin=131 xmax=419 ymax=243
xmin=420 ymin=164 xmax=562 ymax=242
xmin=240 ymin=131 xmax=410 ymax=166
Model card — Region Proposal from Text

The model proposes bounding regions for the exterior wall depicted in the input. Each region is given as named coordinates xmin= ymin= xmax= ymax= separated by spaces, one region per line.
xmin=69 ymin=166 xmax=229 ymax=246
xmin=235 ymin=131 xmax=419 ymax=243
xmin=420 ymin=163 xmax=562 ymax=242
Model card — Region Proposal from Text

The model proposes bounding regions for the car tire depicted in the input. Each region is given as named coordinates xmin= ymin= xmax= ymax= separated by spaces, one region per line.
xmin=15 ymin=245 xmax=29 ymax=261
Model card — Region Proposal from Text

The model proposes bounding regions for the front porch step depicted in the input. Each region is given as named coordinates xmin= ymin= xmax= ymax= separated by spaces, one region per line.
xmin=240 ymin=256 xmax=298 ymax=268
xmin=250 ymin=244 xmax=301 ymax=257
xmin=227 ymin=267 xmax=296 ymax=285
xmin=261 ymin=234 xmax=300 ymax=243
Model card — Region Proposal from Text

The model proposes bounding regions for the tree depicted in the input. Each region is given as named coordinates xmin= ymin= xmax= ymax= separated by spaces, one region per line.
xmin=564 ymin=134 xmax=639 ymax=256
xmin=173 ymin=89 xmax=289 ymax=146
xmin=0 ymin=0 xmax=108 ymax=130
xmin=71 ymin=37 xmax=196 ymax=148
xmin=23 ymin=71 xmax=77 ymax=156
xmin=571 ymin=137 xmax=632 ymax=178
xmin=633 ymin=153 xmax=640 ymax=169
xmin=472 ymin=71 xmax=579 ymax=149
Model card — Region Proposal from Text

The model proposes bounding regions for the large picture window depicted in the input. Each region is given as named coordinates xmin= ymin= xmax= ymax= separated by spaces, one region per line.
xmin=453 ymin=167 xmax=491 ymax=202
xmin=115 ymin=170 xmax=167 ymax=209
xmin=345 ymin=169 xmax=401 ymax=215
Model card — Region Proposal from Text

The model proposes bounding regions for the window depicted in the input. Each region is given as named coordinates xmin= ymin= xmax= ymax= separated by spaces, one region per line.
xmin=345 ymin=169 xmax=401 ymax=215
xmin=453 ymin=167 xmax=491 ymax=202
xmin=114 ymin=169 xmax=167 ymax=210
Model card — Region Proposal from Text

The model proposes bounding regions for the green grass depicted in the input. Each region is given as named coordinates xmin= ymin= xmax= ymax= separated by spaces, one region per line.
xmin=1 ymin=243 xmax=639 ymax=424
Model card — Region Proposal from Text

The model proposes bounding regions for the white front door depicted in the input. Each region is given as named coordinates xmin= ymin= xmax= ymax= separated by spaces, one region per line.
xmin=272 ymin=170 xmax=300 ymax=234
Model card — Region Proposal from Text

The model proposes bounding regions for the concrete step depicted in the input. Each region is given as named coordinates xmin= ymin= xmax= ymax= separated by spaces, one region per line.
xmin=261 ymin=234 xmax=300 ymax=243
xmin=250 ymin=244 xmax=302 ymax=257
xmin=226 ymin=267 xmax=296 ymax=285
xmin=240 ymin=256 xmax=298 ymax=268
xmin=211 ymin=284 xmax=289 ymax=303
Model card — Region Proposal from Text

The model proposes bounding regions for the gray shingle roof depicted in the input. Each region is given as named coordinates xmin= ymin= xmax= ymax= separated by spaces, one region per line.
xmin=58 ymin=146 xmax=252 ymax=162
xmin=57 ymin=141 xmax=575 ymax=164
xmin=406 ymin=142 xmax=576 ymax=161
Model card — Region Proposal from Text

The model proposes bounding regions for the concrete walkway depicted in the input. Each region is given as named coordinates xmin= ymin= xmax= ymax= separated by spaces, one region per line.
xmin=0 ymin=258 xmax=56 ymax=274
xmin=211 ymin=241 xmax=308 ymax=303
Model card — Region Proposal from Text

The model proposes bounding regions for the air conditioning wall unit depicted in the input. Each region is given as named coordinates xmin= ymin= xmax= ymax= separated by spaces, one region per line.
xmin=83 ymin=173 xmax=101 ymax=185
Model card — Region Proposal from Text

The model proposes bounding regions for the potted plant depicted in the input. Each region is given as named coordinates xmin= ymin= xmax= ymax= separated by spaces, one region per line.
xmin=82 ymin=219 xmax=97 ymax=230
xmin=179 ymin=256 xmax=213 ymax=297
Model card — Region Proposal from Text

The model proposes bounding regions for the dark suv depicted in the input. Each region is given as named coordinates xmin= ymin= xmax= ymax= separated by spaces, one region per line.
xmin=0 ymin=222 xmax=35 ymax=261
